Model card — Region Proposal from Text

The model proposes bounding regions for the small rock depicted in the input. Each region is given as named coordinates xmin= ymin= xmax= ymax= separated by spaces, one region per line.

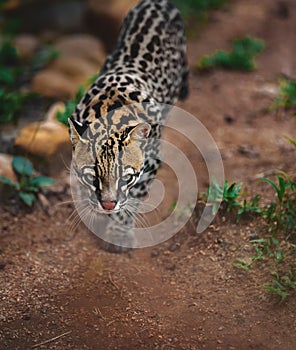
xmin=14 ymin=103 xmax=72 ymax=175
xmin=168 ymin=242 xmax=179 ymax=252
xmin=238 ymin=144 xmax=260 ymax=159
xmin=249 ymin=232 xmax=259 ymax=240
xmin=22 ymin=314 xmax=31 ymax=321
xmin=13 ymin=34 xmax=40 ymax=60
xmin=165 ymin=263 xmax=176 ymax=271
xmin=0 ymin=153 xmax=18 ymax=203
xmin=40 ymin=306 xmax=48 ymax=314
xmin=0 ymin=153 xmax=17 ymax=183
xmin=50 ymin=56 xmax=100 ymax=84
xmin=150 ymin=249 xmax=159 ymax=258
xmin=224 ymin=114 xmax=235 ymax=124
xmin=54 ymin=34 xmax=106 ymax=66
xmin=38 ymin=193 xmax=51 ymax=213
xmin=31 ymin=69 xmax=77 ymax=99
xmin=0 ymin=262 xmax=6 ymax=270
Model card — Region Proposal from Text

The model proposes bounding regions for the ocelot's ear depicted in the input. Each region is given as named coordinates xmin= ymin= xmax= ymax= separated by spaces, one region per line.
xmin=129 ymin=123 xmax=151 ymax=141
xmin=68 ymin=116 xmax=89 ymax=147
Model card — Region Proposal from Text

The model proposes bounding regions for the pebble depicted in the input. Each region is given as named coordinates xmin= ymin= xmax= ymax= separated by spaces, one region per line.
xmin=150 ymin=249 xmax=159 ymax=257
xmin=165 ymin=263 xmax=176 ymax=271
xmin=13 ymin=34 xmax=40 ymax=60
xmin=168 ymin=242 xmax=179 ymax=252
xmin=224 ymin=114 xmax=235 ymax=124
xmin=0 ymin=153 xmax=17 ymax=183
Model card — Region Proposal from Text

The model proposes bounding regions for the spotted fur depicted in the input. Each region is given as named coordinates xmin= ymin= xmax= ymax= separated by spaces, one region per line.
xmin=69 ymin=0 xmax=188 ymax=252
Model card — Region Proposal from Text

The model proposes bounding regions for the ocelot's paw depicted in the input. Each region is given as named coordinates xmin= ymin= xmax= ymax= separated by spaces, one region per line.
xmin=99 ymin=240 xmax=131 ymax=254
xmin=99 ymin=230 xmax=135 ymax=254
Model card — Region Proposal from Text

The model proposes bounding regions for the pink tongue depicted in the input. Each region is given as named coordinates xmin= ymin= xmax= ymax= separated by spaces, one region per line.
xmin=101 ymin=201 xmax=116 ymax=211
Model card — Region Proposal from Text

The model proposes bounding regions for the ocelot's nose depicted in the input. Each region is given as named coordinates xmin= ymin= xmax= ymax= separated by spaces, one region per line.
xmin=101 ymin=201 xmax=117 ymax=211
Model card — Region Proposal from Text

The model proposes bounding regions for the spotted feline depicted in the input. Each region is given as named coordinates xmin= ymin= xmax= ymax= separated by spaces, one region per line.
xmin=69 ymin=0 xmax=188 ymax=252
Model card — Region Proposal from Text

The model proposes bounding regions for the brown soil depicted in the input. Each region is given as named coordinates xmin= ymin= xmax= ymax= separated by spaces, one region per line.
xmin=1 ymin=1 xmax=296 ymax=349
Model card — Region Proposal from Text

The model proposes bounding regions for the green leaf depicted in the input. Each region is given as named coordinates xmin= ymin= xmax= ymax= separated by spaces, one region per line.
xmin=264 ymin=284 xmax=288 ymax=300
xmin=278 ymin=177 xmax=286 ymax=203
xmin=285 ymin=136 xmax=296 ymax=148
xmin=0 ymin=175 xmax=19 ymax=189
xmin=261 ymin=177 xmax=285 ymax=203
xmin=0 ymin=67 xmax=15 ymax=85
xmin=30 ymin=176 xmax=54 ymax=187
xmin=19 ymin=191 xmax=35 ymax=206
xmin=272 ymin=237 xmax=279 ymax=246
xmin=275 ymin=250 xmax=283 ymax=262
xmin=12 ymin=156 xmax=33 ymax=176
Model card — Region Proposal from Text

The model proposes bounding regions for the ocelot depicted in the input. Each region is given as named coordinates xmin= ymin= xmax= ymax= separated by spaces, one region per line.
xmin=69 ymin=0 xmax=188 ymax=252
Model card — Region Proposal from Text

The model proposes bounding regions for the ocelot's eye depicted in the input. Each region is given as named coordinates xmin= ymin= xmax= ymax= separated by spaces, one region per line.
xmin=83 ymin=173 xmax=96 ymax=185
xmin=122 ymin=174 xmax=133 ymax=183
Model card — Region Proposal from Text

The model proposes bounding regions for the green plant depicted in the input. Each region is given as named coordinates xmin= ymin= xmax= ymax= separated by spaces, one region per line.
xmin=285 ymin=136 xmax=296 ymax=147
xmin=237 ymin=194 xmax=262 ymax=221
xmin=209 ymin=136 xmax=296 ymax=300
xmin=0 ymin=88 xmax=27 ymax=123
xmin=56 ymin=85 xmax=86 ymax=126
xmin=171 ymin=0 xmax=227 ymax=19
xmin=56 ymin=72 xmax=99 ymax=126
xmin=265 ymin=267 xmax=296 ymax=302
xmin=205 ymin=179 xmax=242 ymax=213
xmin=0 ymin=11 xmax=58 ymax=123
xmin=197 ymin=36 xmax=265 ymax=71
xmin=0 ymin=156 xmax=54 ymax=206
xmin=261 ymin=174 xmax=296 ymax=235
xmin=274 ymin=77 xmax=296 ymax=111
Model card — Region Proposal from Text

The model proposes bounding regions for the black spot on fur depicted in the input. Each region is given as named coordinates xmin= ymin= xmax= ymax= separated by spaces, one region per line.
xmin=131 ymin=43 xmax=140 ymax=58
xmin=142 ymin=17 xmax=153 ymax=35
xmin=129 ymin=91 xmax=141 ymax=102
xmin=147 ymin=41 xmax=154 ymax=53
xmin=82 ymin=106 xmax=90 ymax=119
xmin=136 ymin=33 xmax=144 ymax=43
xmin=107 ymin=100 xmax=122 ymax=112
xmin=140 ymin=60 xmax=148 ymax=69
xmin=82 ymin=93 xmax=91 ymax=105
xmin=143 ymin=53 xmax=153 ymax=62
xmin=92 ymin=101 xmax=104 ymax=115
xmin=92 ymin=88 xmax=100 ymax=95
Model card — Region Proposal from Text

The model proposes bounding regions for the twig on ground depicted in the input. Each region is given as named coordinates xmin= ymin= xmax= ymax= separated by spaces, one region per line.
xmin=32 ymin=331 xmax=72 ymax=348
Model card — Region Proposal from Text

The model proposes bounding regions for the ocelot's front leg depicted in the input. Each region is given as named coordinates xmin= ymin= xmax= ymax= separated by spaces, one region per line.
xmin=100 ymin=178 xmax=153 ymax=253
xmin=99 ymin=211 xmax=136 ymax=253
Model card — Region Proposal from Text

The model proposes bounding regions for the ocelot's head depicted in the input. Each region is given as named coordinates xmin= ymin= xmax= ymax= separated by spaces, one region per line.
xmin=69 ymin=117 xmax=151 ymax=213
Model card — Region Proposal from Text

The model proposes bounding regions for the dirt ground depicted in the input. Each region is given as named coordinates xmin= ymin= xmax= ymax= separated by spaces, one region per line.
xmin=1 ymin=0 xmax=296 ymax=349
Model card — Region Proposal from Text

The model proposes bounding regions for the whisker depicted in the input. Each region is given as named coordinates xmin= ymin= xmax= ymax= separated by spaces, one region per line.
xmin=68 ymin=204 xmax=90 ymax=235
xmin=125 ymin=207 xmax=150 ymax=231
